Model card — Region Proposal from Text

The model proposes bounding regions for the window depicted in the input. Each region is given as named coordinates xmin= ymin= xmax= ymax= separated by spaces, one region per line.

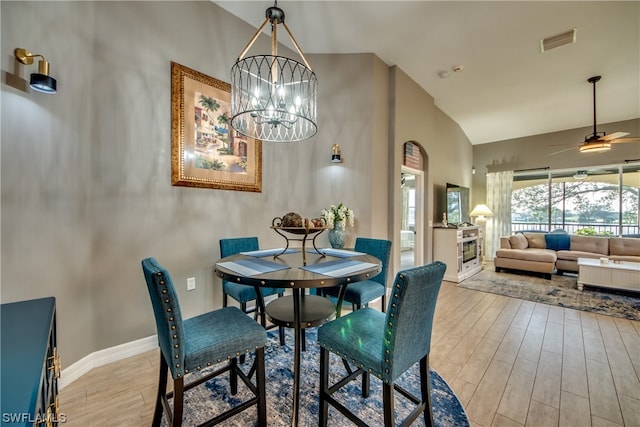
xmin=511 ymin=163 xmax=639 ymax=236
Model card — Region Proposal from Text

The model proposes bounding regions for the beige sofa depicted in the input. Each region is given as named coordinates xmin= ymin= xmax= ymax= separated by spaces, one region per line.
xmin=494 ymin=232 xmax=640 ymax=279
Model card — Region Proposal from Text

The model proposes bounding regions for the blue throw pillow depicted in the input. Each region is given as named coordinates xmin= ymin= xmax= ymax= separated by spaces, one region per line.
xmin=545 ymin=232 xmax=570 ymax=251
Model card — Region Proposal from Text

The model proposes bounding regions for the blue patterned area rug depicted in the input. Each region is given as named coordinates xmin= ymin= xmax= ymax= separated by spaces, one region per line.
xmin=458 ymin=266 xmax=640 ymax=321
xmin=163 ymin=329 xmax=470 ymax=426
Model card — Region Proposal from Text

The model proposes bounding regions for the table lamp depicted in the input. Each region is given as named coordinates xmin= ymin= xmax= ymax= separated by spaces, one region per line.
xmin=470 ymin=204 xmax=492 ymax=267
xmin=470 ymin=204 xmax=493 ymax=225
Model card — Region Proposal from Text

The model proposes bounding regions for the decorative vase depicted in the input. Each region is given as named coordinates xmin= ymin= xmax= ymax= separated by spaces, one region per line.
xmin=328 ymin=224 xmax=347 ymax=249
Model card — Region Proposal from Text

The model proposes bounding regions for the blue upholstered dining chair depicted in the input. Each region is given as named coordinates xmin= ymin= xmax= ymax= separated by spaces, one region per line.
xmin=323 ymin=237 xmax=392 ymax=312
xmin=219 ymin=237 xmax=286 ymax=345
xmin=141 ymin=257 xmax=268 ymax=427
xmin=317 ymin=261 xmax=447 ymax=427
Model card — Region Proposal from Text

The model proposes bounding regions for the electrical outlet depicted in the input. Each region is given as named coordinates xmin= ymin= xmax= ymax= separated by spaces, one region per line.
xmin=187 ymin=277 xmax=196 ymax=291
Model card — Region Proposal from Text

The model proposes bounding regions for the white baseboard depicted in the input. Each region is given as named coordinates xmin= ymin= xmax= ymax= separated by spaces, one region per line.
xmin=59 ymin=335 xmax=157 ymax=389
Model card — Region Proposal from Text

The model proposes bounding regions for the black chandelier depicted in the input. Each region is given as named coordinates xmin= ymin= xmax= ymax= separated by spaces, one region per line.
xmin=230 ymin=2 xmax=317 ymax=142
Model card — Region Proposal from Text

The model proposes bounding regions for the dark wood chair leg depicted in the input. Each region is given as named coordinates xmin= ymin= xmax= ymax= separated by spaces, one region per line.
xmin=279 ymin=326 xmax=285 ymax=346
xmin=255 ymin=288 xmax=267 ymax=327
xmin=381 ymin=293 xmax=386 ymax=313
xmin=361 ymin=371 xmax=370 ymax=398
xmin=239 ymin=301 xmax=248 ymax=364
xmin=255 ymin=347 xmax=267 ymax=426
xmin=319 ymin=347 xmax=330 ymax=427
xmin=152 ymin=354 xmax=168 ymax=427
xmin=172 ymin=377 xmax=184 ymax=427
xmin=382 ymin=382 xmax=394 ymax=427
xmin=223 ymin=293 xmax=228 ymax=307
xmin=421 ymin=354 xmax=434 ymax=427
xmin=230 ymin=357 xmax=238 ymax=394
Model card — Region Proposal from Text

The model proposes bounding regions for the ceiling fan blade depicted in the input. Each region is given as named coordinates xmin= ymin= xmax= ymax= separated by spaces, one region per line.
xmin=547 ymin=146 xmax=577 ymax=156
xmin=599 ymin=131 xmax=630 ymax=141
xmin=609 ymin=136 xmax=640 ymax=144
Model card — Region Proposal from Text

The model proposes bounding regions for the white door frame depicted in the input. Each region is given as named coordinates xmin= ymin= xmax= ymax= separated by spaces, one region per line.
xmin=401 ymin=165 xmax=424 ymax=267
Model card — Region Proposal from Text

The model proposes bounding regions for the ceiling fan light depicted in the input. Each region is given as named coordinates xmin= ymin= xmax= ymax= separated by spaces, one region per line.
xmin=579 ymin=142 xmax=611 ymax=153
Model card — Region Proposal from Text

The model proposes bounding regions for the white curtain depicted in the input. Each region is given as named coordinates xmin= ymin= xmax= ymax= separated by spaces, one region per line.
xmin=485 ymin=171 xmax=513 ymax=260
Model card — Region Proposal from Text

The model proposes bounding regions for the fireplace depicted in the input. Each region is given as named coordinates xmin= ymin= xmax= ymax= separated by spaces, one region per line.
xmin=462 ymin=239 xmax=478 ymax=264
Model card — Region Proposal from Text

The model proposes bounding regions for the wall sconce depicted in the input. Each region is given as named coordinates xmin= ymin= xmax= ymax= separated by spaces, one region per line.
xmin=331 ymin=144 xmax=342 ymax=163
xmin=14 ymin=48 xmax=57 ymax=94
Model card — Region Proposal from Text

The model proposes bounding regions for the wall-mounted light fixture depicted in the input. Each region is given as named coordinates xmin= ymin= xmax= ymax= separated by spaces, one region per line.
xmin=14 ymin=48 xmax=57 ymax=94
xmin=331 ymin=144 xmax=342 ymax=163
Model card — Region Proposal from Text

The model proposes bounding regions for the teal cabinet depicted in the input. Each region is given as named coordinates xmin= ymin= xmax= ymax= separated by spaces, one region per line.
xmin=1 ymin=297 xmax=59 ymax=426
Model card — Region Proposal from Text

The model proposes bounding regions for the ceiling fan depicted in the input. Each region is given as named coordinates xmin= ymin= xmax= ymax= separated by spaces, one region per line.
xmin=549 ymin=76 xmax=640 ymax=155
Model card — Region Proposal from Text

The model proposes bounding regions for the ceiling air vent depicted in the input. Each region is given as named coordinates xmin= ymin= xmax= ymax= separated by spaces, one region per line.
xmin=540 ymin=28 xmax=577 ymax=52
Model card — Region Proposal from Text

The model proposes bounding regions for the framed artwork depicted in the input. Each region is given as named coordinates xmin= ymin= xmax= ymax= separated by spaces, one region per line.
xmin=171 ymin=62 xmax=262 ymax=192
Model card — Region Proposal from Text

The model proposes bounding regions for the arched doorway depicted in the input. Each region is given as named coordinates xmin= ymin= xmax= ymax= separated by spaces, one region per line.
xmin=400 ymin=142 xmax=425 ymax=269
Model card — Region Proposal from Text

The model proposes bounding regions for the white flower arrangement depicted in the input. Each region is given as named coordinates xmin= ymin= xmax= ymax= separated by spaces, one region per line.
xmin=320 ymin=203 xmax=355 ymax=229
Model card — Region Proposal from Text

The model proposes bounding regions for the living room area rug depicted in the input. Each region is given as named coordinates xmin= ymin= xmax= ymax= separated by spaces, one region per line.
xmin=458 ymin=265 xmax=640 ymax=321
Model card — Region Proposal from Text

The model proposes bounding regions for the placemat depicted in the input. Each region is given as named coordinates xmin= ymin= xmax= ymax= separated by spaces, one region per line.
xmin=307 ymin=248 xmax=365 ymax=258
xmin=301 ymin=259 xmax=378 ymax=277
xmin=239 ymin=248 xmax=300 ymax=257
xmin=217 ymin=258 xmax=290 ymax=276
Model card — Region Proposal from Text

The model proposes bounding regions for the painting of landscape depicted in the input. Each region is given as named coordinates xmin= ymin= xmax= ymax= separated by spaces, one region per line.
xmin=171 ymin=62 xmax=261 ymax=192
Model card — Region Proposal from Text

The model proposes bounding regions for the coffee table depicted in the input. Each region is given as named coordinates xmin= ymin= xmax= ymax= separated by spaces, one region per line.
xmin=577 ymin=257 xmax=640 ymax=292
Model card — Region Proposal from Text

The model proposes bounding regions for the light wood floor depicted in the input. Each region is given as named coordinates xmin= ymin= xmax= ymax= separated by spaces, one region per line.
xmin=59 ymin=281 xmax=640 ymax=426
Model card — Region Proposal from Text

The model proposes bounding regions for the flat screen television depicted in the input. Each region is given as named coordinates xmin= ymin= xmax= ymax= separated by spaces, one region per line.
xmin=446 ymin=183 xmax=470 ymax=225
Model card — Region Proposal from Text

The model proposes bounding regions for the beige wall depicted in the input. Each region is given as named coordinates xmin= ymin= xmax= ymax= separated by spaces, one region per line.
xmin=472 ymin=118 xmax=640 ymax=203
xmin=4 ymin=1 xmax=466 ymax=366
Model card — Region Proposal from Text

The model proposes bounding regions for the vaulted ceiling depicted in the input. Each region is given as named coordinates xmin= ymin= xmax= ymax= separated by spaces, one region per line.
xmin=214 ymin=1 xmax=639 ymax=145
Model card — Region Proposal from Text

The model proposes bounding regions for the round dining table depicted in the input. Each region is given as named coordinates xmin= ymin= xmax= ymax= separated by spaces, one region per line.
xmin=214 ymin=249 xmax=381 ymax=426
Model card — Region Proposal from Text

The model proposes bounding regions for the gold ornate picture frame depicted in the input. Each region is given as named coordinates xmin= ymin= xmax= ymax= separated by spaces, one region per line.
xmin=171 ymin=62 xmax=262 ymax=192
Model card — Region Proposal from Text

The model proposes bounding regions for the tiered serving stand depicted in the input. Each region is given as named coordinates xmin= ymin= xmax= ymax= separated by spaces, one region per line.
xmin=271 ymin=217 xmax=329 ymax=265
